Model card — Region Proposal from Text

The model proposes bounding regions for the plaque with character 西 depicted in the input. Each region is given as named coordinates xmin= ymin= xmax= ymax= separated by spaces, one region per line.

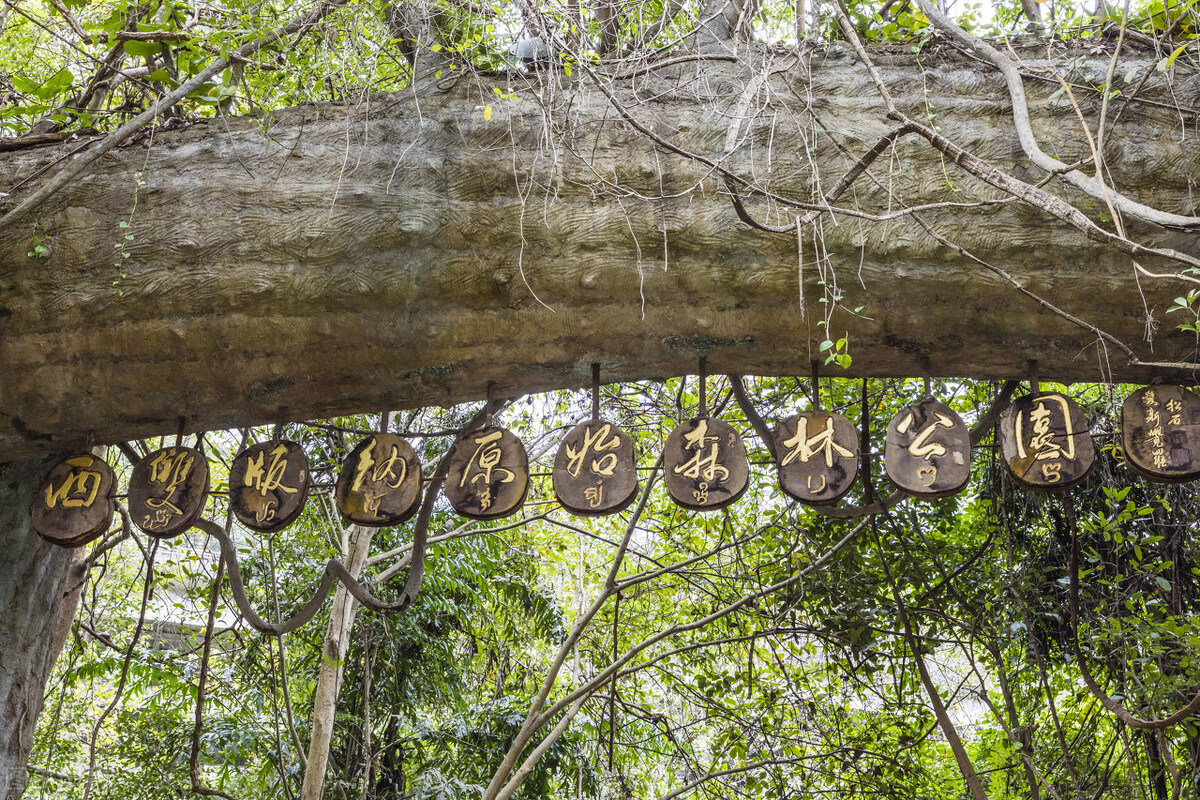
xmin=31 ymin=453 xmax=117 ymax=548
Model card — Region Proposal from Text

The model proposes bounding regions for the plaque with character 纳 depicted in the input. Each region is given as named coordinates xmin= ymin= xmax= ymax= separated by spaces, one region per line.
xmin=335 ymin=434 xmax=423 ymax=526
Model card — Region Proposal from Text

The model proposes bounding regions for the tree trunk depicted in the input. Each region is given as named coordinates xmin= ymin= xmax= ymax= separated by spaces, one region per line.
xmin=300 ymin=524 xmax=375 ymax=800
xmin=0 ymin=459 xmax=83 ymax=800
xmin=0 ymin=47 xmax=1198 ymax=464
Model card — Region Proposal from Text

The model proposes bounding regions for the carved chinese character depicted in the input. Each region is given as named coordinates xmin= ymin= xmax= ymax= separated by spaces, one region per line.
xmin=553 ymin=420 xmax=638 ymax=516
xmin=335 ymin=434 xmax=423 ymax=526
xmin=31 ymin=453 xmax=116 ymax=547
xmin=885 ymin=399 xmax=971 ymax=498
xmin=773 ymin=411 xmax=858 ymax=505
xmin=1000 ymin=392 xmax=1094 ymax=490
xmin=1121 ymin=385 xmax=1200 ymax=482
xmin=129 ymin=446 xmax=210 ymax=538
xmin=664 ymin=417 xmax=749 ymax=511
xmin=445 ymin=426 xmax=529 ymax=520
xmin=229 ymin=440 xmax=311 ymax=532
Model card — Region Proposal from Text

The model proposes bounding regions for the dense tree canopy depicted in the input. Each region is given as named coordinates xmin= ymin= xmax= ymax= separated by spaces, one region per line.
xmin=4 ymin=0 xmax=1200 ymax=798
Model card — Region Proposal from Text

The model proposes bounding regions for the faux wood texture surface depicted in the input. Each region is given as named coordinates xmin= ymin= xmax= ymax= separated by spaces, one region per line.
xmin=445 ymin=426 xmax=529 ymax=520
xmin=1121 ymin=385 xmax=1200 ymax=482
xmin=1000 ymin=392 xmax=1096 ymax=490
xmin=229 ymin=440 xmax=311 ymax=532
xmin=665 ymin=416 xmax=749 ymax=511
xmin=2 ymin=48 xmax=1200 ymax=462
xmin=128 ymin=446 xmax=210 ymax=538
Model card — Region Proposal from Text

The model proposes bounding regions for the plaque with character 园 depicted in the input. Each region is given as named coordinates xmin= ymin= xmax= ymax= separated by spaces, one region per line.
xmin=1000 ymin=392 xmax=1094 ymax=490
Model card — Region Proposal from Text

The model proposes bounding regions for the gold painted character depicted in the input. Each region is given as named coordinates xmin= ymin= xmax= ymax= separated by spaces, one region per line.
xmin=673 ymin=420 xmax=730 ymax=482
xmin=244 ymin=445 xmax=299 ymax=496
xmin=461 ymin=431 xmax=516 ymax=490
xmin=44 ymin=457 xmax=103 ymax=509
xmin=781 ymin=416 xmax=853 ymax=468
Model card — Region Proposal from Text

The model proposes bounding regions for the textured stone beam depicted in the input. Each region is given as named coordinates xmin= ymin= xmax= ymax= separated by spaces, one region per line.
xmin=2 ymin=48 xmax=1199 ymax=462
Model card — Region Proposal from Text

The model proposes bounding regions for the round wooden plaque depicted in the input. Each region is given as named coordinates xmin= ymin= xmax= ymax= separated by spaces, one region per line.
xmin=664 ymin=417 xmax=749 ymax=512
xmin=884 ymin=399 xmax=971 ymax=498
xmin=999 ymin=392 xmax=1095 ymax=490
xmin=1121 ymin=385 xmax=1200 ymax=483
xmin=335 ymin=434 xmax=423 ymax=526
xmin=129 ymin=446 xmax=210 ymax=538
xmin=553 ymin=420 xmax=639 ymax=516
xmin=444 ymin=426 xmax=529 ymax=520
xmin=229 ymin=440 xmax=311 ymax=532
xmin=773 ymin=411 xmax=858 ymax=505
xmin=31 ymin=453 xmax=116 ymax=548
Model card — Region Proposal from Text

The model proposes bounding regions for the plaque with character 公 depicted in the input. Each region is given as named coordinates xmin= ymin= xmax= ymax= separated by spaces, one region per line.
xmin=335 ymin=434 xmax=424 ymax=526
xmin=31 ymin=453 xmax=117 ymax=548
xmin=445 ymin=425 xmax=530 ymax=520
xmin=553 ymin=420 xmax=639 ymax=516
xmin=1000 ymin=392 xmax=1094 ymax=490
xmin=229 ymin=440 xmax=312 ymax=532
xmin=129 ymin=446 xmax=210 ymax=538
xmin=664 ymin=416 xmax=749 ymax=511
xmin=773 ymin=411 xmax=859 ymax=505
xmin=884 ymin=399 xmax=971 ymax=498
xmin=1121 ymin=385 xmax=1200 ymax=483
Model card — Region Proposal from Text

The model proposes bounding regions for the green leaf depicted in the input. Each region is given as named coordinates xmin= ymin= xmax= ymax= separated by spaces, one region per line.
xmin=1162 ymin=42 xmax=1189 ymax=73
xmin=123 ymin=40 xmax=162 ymax=58
xmin=1156 ymin=576 xmax=1172 ymax=592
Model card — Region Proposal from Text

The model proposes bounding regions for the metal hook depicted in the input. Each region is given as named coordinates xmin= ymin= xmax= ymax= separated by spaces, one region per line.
xmin=1028 ymin=359 xmax=1040 ymax=395
xmin=591 ymin=363 xmax=601 ymax=423
xmin=175 ymin=416 xmax=186 ymax=449
xmin=921 ymin=357 xmax=932 ymax=400
xmin=698 ymin=357 xmax=708 ymax=418
xmin=810 ymin=360 xmax=822 ymax=412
